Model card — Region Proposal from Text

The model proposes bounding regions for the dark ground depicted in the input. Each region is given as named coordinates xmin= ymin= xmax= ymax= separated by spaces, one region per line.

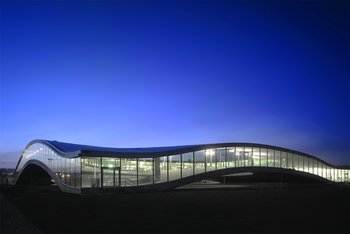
xmin=1 ymin=183 xmax=349 ymax=234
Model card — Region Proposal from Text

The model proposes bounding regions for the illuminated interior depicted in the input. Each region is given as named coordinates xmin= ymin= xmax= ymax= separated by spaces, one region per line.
xmin=12 ymin=140 xmax=350 ymax=193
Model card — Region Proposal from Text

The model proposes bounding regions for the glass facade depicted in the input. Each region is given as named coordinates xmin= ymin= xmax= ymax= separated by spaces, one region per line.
xmin=138 ymin=158 xmax=153 ymax=185
xmin=169 ymin=155 xmax=181 ymax=181
xmin=82 ymin=157 xmax=100 ymax=188
xmin=120 ymin=158 xmax=137 ymax=186
xmin=261 ymin=148 xmax=267 ymax=167
xmin=253 ymin=148 xmax=260 ymax=166
xmin=15 ymin=143 xmax=81 ymax=188
xmin=154 ymin=156 xmax=167 ymax=183
xmin=194 ymin=150 xmax=205 ymax=174
xmin=80 ymin=148 xmax=350 ymax=189
xmin=14 ymin=142 xmax=350 ymax=192
xmin=216 ymin=148 xmax=226 ymax=169
xmin=206 ymin=149 xmax=216 ymax=171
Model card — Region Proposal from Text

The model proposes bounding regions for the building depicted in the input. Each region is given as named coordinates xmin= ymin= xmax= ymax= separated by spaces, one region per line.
xmin=10 ymin=140 xmax=350 ymax=194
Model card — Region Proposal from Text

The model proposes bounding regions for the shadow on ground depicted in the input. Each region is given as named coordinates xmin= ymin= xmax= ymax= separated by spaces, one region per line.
xmin=1 ymin=183 xmax=349 ymax=233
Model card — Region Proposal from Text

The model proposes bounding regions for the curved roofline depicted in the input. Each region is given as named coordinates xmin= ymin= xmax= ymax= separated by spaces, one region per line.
xmin=15 ymin=139 xmax=349 ymax=170
xmin=13 ymin=140 xmax=81 ymax=173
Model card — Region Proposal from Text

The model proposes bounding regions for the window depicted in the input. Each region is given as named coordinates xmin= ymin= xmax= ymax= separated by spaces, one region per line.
xmin=120 ymin=158 xmax=137 ymax=187
xmin=261 ymin=148 xmax=267 ymax=167
xmin=75 ymin=157 xmax=81 ymax=188
xmin=216 ymin=148 xmax=226 ymax=169
xmin=169 ymin=155 xmax=181 ymax=180
xmin=281 ymin=151 xmax=287 ymax=168
xmin=236 ymin=147 xmax=244 ymax=167
xmin=245 ymin=147 xmax=253 ymax=166
xmin=253 ymin=148 xmax=260 ymax=166
xmin=296 ymin=155 xmax=303 ymax=171
xmin=292 ymin=154 xmax=298 ymax=170
xmin=102 ymin=158 xmax=117 ymax=187
xmin=309 ymin=158 xmax=315 ymax=175
xmin=82 ymin=157 xmax=101 ymax=188
xmin=138 ymin=158 xmax=153 ymax=185
xmin=206 ymin=149 xmax=216 ymax=171
xmin=267 ymin=149 xmax=274 ymax=167
xmin=194 ymin=151 xmax=205 ymax=174
xmin=154 ymin=156 xmax=167 ymax=183
xmin=287 ymin=153 xmax=292 ymax=169
xmin=274 ymin=150 xmax=281 ymax=168
xmin=226 ymin=148 xmax=235 ymax=168
xmin=182 ymin=153 xmax=193 ymax=178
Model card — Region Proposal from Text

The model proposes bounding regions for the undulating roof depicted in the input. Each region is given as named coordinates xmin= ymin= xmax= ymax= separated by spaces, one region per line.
xmin=49 ymin=140 xmax=198 ymax=153
xmin=25 ymin=140 xmax=350 ymax=169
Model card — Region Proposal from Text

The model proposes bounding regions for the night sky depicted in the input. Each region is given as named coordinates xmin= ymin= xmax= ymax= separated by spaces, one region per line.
xmin=1 ymin=1 xmax=349 ymax=167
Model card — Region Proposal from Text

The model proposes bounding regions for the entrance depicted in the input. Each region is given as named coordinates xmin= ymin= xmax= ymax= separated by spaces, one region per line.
xmin=101 ymin=167 xmax=120 ymax=188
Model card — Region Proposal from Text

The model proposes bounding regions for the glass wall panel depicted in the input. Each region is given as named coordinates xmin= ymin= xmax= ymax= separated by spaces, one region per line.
xmin=101 ymin=158 xmax=117 ymax=187
xmin=154 ymin=156 xmax=167 ymax=183
xmin=82 ymin=157 xmax=101 ymax=188
xmin=182 ymin=153 xmax=193 ymax=178
xmin=326 ymin=165 xmax=331 ymax=180
xmin=120 ymin=158 xmax=137 ymax=187
xmin=75 ymin=157 xmax=81 ymax=188
xmin=309 ymin=158 xmax=315 ymax=175
xmin=206 ymin=149 xmax=216 ymax=171
xmin=226 ymin=147 xmax=235 ymax=168
xmin=335 ymin=169 xmax=340 ymax=182
xmin=316 ymin=160 xmax=320 ymax=176
xmin=67 ymin=158 xmax=75 ymax=187
xmin=57 ymin=156 xmax=62 ymax=180
xmin=216 ymin=148 xmax=226 ymax=169
xmin=61 ymin=158 xmax=67 ymax=185
xmin=267 ymin=149 xmax=274 ymax=167
xmin=245 ymin=147 xmax=253 ymax=167
xmin=292 ymin=154 xmax=298 ymax=170
xmin=309 ymin=157 xmax=314 ymax=174
xmin=281 ymin=151 xmax=287 ymax=168
xmin=341 ymin=170 xmax=345 ymax=182
xmin=194 ymin=151 xmax=205 ymax=174
xmin=332 ymin=168 xmax=336 ymax=181
xmin=65 ymin=158 xmax=71 ymax=186
xmin=302 ymin=156 xmax=307 ymax=172
xmin=253 ymin=148 xmax=260 ymax=166
xmin=138 ymin=158 xmax=153 ymax=185
xmin=304 ymin=156 xmax=308 ymax=172
xmin=169 ymin=155 xmax=181 ymax=180
xmin=274 ymin=150 xmax=281 ymax=168
xmin=321 ymin=163 xmax=326 ymax=179
xmin=287 ymin=153 xmax=292 ymax=169
xmin=319 ymin=161 xmax=324 ymax=177
xmin=297 ymin=154 xmax=301 ymax=170
xmin=260 ymin=148 xmax=267 ymax=167
xmin=303 ymin=156 xmax=308 ymax=172
xmin=340 ymin=170 xmax=344 ymax=182
xmin=236 ymin=147 xmax=244 ymax=167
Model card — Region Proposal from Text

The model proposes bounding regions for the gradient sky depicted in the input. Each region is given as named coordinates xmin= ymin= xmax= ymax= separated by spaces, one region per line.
xmin=1 ymin=0 xmax=349 ymax=167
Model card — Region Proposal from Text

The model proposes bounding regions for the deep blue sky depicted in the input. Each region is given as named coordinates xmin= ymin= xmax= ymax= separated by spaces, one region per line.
xmin=1 ymin=0 xmax=349 ymax=167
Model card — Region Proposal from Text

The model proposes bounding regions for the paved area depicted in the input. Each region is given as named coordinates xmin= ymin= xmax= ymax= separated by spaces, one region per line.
xmin=1 ymin=184 xmax=349 ymax=233
xmin=0 ymin=192 xmax=42 ymax=234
